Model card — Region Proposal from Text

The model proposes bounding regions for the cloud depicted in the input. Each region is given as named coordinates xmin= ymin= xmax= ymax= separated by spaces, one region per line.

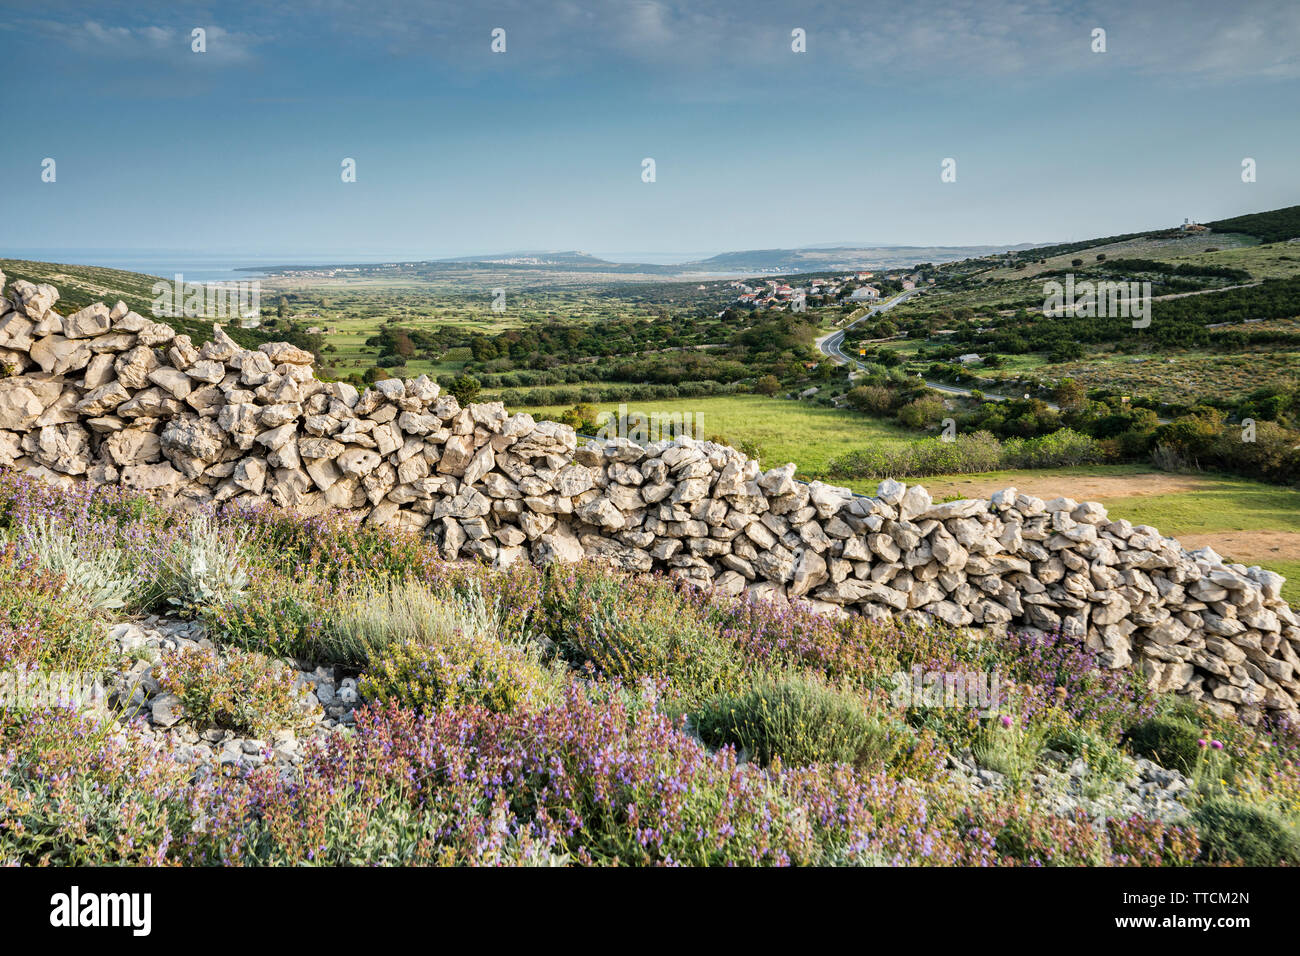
xmin=14 ymin=18 xmax=265 ymax=65
xmin=7 ymin=1 xmax=1300 ymax=83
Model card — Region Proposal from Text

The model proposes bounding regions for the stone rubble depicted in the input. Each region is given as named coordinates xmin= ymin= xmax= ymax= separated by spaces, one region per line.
xmin=2 ymin=274 xmax=1298 ymax=723
xmin=104 ymin=617 xmax=359 ymax=771
xmin=945 ymin=751 xmax=1193 ymax=823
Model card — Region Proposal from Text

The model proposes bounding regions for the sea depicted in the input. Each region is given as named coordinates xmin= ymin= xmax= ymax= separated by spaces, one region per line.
xmin=4 ymin=250 xmax=402 ymax=283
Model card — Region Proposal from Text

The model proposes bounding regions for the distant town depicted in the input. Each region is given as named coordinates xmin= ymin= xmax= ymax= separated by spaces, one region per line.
xmin=726 ymin=270 xmax=929 ymax=310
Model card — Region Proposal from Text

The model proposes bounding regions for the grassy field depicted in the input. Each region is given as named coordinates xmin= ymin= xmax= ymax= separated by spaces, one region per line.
xmin=519 ymin=394 xmax=916 ymax=475
xmin=976 ymin=232 xmax=1261 ymax=282
xmin=1163 ymin=240 xmax=1300 ymax=280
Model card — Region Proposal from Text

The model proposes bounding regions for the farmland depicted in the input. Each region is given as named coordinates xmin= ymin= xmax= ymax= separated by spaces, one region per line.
xmin=520 ymin=393 xmax=917 ymax=475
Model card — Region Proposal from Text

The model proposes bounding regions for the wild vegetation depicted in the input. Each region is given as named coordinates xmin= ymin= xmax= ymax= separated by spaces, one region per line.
xmin=3 ymin=473 xmax=1298 ymax=866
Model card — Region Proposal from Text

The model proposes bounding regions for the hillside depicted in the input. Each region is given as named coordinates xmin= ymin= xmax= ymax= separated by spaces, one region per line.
xmin=0 ymin=258 xmax=168 ymax=317
xmin=1205 ymin=205 xmax=1300 ymax=244
xmin=2 ymin=273 xmax=1300 ymax=865
xmin=0 ymin=258 xmax=323 ymax=356
xmin=1 ymin=310 xmax=1298 ymax=868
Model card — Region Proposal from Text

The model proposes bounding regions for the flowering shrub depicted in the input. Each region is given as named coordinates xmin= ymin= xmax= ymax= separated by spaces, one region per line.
xmin=0 ymin=545 xmax=109 ymax=674
xmin=0 ymin=695 xmax=1208 ymax=868
xmin=1106 ymin=815 xmax=1202 ymax=867
xmin=542 ymin=565 xmax=745 ymax=706
xmin=998 ymin=629 xmax=1157 ymax=738
xmin=234 ymin=505 xmax=435 ymax=585
xmin=360 ymin=629 xmax=554 ymax=716
xmin=204 ymin=571 xmax=336 ymax=663
xmin=0 ymin=470 xmax=1295 ymax=867
xmin=0 ymin=709 xmax=192 ymax=866
xmin=157 ymin=646 xmax=309 ymax=737
xmin=189 ymin=688 xmax=830 ymax=866
xmin=694 ymin=675 xmax=900 ymax=770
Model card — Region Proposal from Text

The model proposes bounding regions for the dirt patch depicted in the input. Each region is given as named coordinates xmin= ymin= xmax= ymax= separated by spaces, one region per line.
xmin=922 ymin=472 xmax=1213 ymax=502
xmin=1173 ymin=532 xmax=1300 ymax=563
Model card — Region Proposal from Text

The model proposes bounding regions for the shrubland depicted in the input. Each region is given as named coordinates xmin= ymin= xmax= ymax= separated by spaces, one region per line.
xmin=2 ymin=471 xmax=1298 ymax=866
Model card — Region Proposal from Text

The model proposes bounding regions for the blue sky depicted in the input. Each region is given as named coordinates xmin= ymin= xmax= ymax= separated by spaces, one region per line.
xmin=1 ymin=0 xmax=1297 ymax=261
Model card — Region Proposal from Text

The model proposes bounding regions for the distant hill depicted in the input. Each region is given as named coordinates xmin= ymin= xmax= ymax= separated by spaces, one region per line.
xmin=1003 ymin=205 xmax=1300 ymax=264
xmin=1205 ymin=206 xmax=1300 ymax=244
xmin=439 ymin=250 xmax=619 ymax=267
xmin=679 ymin=244 xmax=1043 ymax=273
xmin=255 ymin=244 xmax=1050 ymax=279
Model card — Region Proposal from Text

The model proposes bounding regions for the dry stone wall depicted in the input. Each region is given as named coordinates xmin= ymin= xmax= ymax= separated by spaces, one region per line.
xmin=2 ymin=273 xmax=1299 ymax=723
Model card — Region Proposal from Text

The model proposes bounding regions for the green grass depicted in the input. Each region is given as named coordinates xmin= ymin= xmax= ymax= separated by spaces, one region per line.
xmin=519 ymin=394 xmax=916 ymax=475
xmin=974 ymin=232 xmax=1263 ymax=284
xmin=1165 ymin=241 xmax=1300 ymax=280
xmin=1101 ymin=480 xmax=1300 ymax=534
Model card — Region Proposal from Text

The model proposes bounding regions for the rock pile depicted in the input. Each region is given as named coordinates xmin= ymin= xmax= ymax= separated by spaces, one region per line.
xmin=105 ymin=617 xmax=357 ymax=770
xmin=2 ymin=274 xmax=1298 ymax=723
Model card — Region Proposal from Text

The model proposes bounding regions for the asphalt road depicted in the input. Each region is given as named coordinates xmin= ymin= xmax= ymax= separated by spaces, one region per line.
xmin=817 ymin=289 xmax=1171 ymax=421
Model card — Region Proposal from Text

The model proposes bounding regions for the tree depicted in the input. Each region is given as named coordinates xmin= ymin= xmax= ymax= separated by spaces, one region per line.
xmin=1071 ymin=258 xmax=1084 ymax=267
xmin=1048 ymin=341 xmax=1086 ymax=363
xmin=847 ymin=384 xmax=893 ymax=414
xmin=392 ymin=329 xmax=415 ymax=358
xmin=556 ymin=403 xmax=599 ymax=434
xmin=896 ymin=395 xmax=945 ymax=429
xmin=1053 ymin=377 xmax=1088 ymax=412
xmin=754 ymin=374 xmax=781 ymax=396
xmin=449 ymin=374 xmax=482 ymax=405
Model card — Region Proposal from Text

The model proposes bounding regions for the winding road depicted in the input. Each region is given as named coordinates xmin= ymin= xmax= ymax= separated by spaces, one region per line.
xmin=815 ymin=288 xmax=1053 ymax=405
xmin=817 ymin=289 xmax=1171 ymax=421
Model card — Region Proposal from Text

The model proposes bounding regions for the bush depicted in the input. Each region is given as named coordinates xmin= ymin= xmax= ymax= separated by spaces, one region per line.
xmin=827 ymin=427 xmax=1104 ymax=479
xmin=204 ymin=575 xmax=329 ymax=662
xmin=827 ymin=431 xmax=1002 ymax=479
xmin=356 ymin=583 xmax=553 ymax=714
xmin=326 ymin=579 xmax=477 ymax=666
xmin=694 ymin=675 xmax=897 ymax=769
xmin=846 ymin=384 xmax=894 ymax=414
xmin=1192 ymin=797 xmax=1300 ymax=865
xmin=9 ymin=517 xmax=145 ymax=612
xmin=0 ymin=710 xmax=194 ymax=865
xmin=1001 ymin=428 xmax=1103 ymax=468
xmin=158 ymin=646 xmax=310 ymax=737
xmin=542 ymin=565 xmax=743 ymax=706
xmin=0 ymin=547 xmax=110 ymax=674
xmin=155 ymin=515 xmax=250 ymax=616
xmin=360 ymin=635 xmax=551 ymax=715
xmin=449 ymin=373 xmax=481 ymax=405
xmin=896 ymin=395 xmax=946 ymax=428
xmin=1125 ymin=715 xmax=1202 ymax=774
